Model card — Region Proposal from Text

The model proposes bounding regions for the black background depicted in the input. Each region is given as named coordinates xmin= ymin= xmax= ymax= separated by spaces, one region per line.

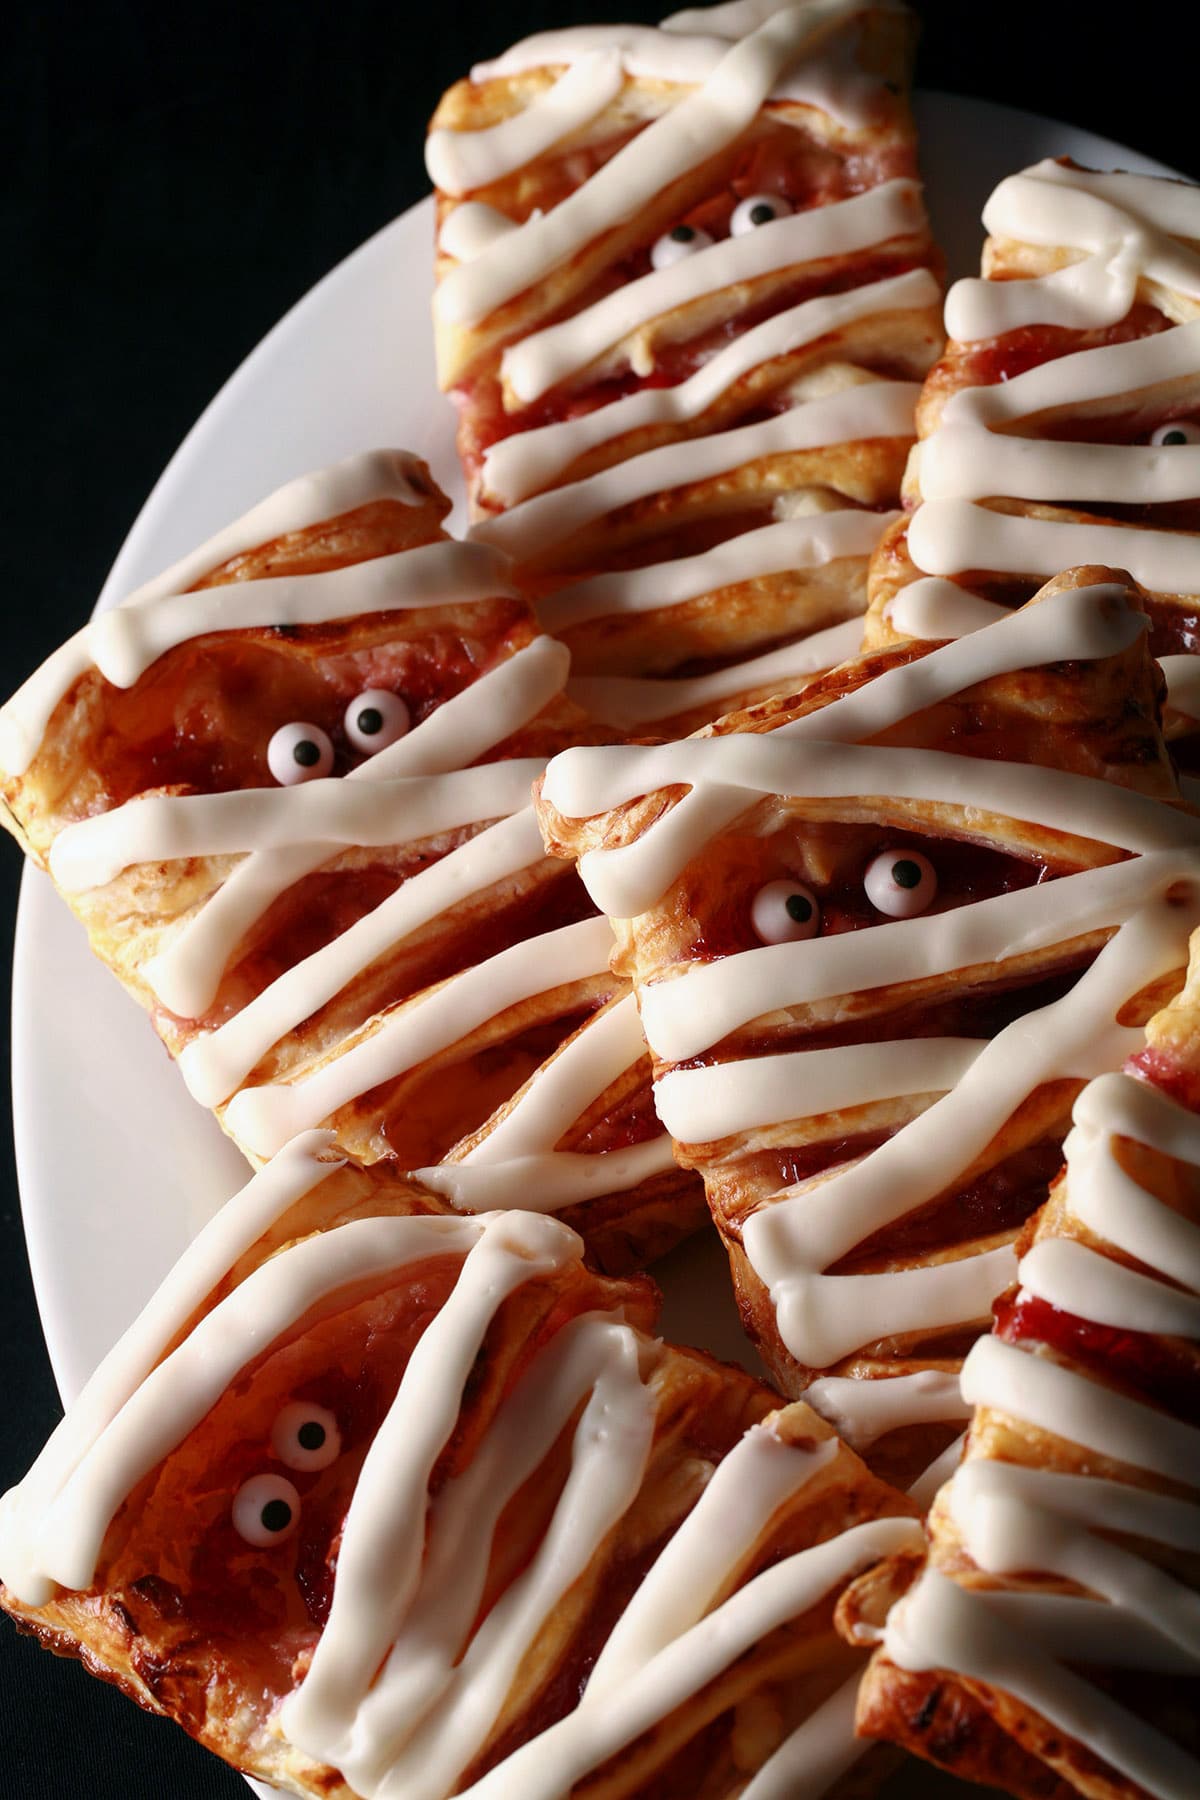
xmin=2 ymin=2 xmax=1194 ymax=1793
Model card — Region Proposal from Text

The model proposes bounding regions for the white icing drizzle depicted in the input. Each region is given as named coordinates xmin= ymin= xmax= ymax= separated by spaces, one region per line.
xmin=543 ymin=584 xmax=1200 ymax=1377
xmin=223 ymin=914 xmax=616 ymax=1159
xmin=457 ymin=1518 xmax=923 ymax=1800
xmin=472 ymin=378 xmax=920 ymax=561
xmin=887 ymin=1571 xmax=1200 ymax=1797
xmin=0 ymin=449 xmax=458 ymax=778
xmin=1065 ymin=1072 xmax=1200 ymax=1290
xmin=284 ymin=1303 xmax=658 ymax=1800
xmin=536 ymin=510 xmax=892 ymax=635
xmin=908 ymin=499 xmax=1200 ymax=598
xmin=0 ymin=1161 xmax=923 ymax=1798
xmin=438 ymin=202 xmax=523 ymax=263
xmin=485 ymin=268 xmax=936 ymax=503
xmin=567 ymin=614 xmax=865 ymax=729
xmin=49 ymin=760 xmax=546 ymax=896
xmin=747 ymin=876 xmax=1199 ymax=1368
xmin=737 ymin=1674 xmax=864 ymax=1800
xmin=543 ymin=580 xmax=1152 ymax=918
xmin=416 ymin=990 xmax=676 ymax=1214
xmin=177 ymin=807 xmax=547 ymax=1108
xmin=898 ymin=159 xmax=1200 ymax=673
xmin=1161 ymin=654 xmax=1200 ymax=721
xmin=437 ymin=1 xmax=897 ymax=340
xmin=803 ymin=1370 xmax=972 ymax=1450
xmin=146 ymin=635 xmax=568 ymax=1021
xmin=881 ymin=1059 xmax=1200 ymax=1799
xmin=0 ymin=1205 xmax=504 ymax=1602
xmin=656 ymin=1036 xmax=984 ymax=1141
xmin=499 ymin=178 xmax=926 ymax=407
xmin=426 ymin=52 xmax=625 ymax=198
xmin=1017 ymin=1236 xmax=1200 ymax=1337
xmin=0 ymin=1131 xmax=342 ymax=1606
xmin=885 ymin=577 xmax=1009 ymax=640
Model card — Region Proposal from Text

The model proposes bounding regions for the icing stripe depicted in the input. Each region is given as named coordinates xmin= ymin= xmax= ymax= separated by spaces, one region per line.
xmin=640 ymin=852 xmax=1196 ymax=1064
xmin=222 ymin=915 xmax=616 ymax=1158
xmin=0 ymin=449 xmax=452 ymax=778
xmin=178 ymin=808 xmax=548 ymax=1108
xmin=416 ymin=991 xmax=678 ymax=1213
xmin=1017 ymin=1237 xmax=1200 ymax=1337
xmin=500 ymin=179 xmax=927 ymax=404
xmin=473 ymin=379 xmax=920 ymax=561
xmin=456 ymin=1516 xmax=924 ymax=1800
xmin=654 ymin=1037 xmax=983 ymax=1141
xmin=0 ymin=1132 xmax=342 ymax=1607
xmin=49 ymin=760 xmax=545 ymax=895
xmin=485 ymin=269 xmax=938 ymax=502
xmin=426 ymin=52 xmax=626 ymax=197
xmin=437 ymin=0 xmax=897 ymax=336
xmin=908 ymin=499 xmax=1200 ymax=594
xmin=145 ymin=635 xmax=569 ymax=1020
xmin=805 ymin=1371 xmax=971 ymax=1450
xmin=537 ymin=510 xmax=893 ymax=633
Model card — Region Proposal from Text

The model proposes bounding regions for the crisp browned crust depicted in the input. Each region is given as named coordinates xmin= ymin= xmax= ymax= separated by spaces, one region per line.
xmin=0 ymin=1164 xmax=918 ymax=1799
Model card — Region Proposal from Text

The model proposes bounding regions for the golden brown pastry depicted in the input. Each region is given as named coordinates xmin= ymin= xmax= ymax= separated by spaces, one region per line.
xmin=840 ymin=937 xmax=1200 ymax=1799
xmin=535 ymin=565 xmax=1200 ymax=1485
xmin=866 ymin=155 xmax=1200 ymax=753
xmin=0 ymin=448 xmax=713 ymax=1267
xmin=0 ymin=1134 xmax=922 ymax=1799
xmin=428 ymin=0 xmax=943 ymax=733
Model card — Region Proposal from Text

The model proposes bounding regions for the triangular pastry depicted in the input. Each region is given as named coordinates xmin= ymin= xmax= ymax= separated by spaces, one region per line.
xmin=428 ymin=0 xmax=942 ymax=733
xmin=868 ymin=156 xmax=1200 ymax=748
xmin=536 ymin=566 xmax=1200 ymax=1485
xmin=0 ymin=1134 xmax=922 ymax=1798
xmin=0 ymin=451 xmax=701 ymax=1267
xmin=841 ymin=939 xmax=1200 ymax=1800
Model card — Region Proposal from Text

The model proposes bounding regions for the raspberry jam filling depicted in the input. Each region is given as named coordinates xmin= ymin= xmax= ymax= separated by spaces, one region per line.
xmin=996 ymin=1290 xmax=1200 ymax=1427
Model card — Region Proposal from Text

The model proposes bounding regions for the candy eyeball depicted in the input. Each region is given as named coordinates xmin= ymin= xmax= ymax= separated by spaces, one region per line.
xmin=272 ymin=1401 xmax=342 ymax=1472
xmin=343 ymin=689 xmax=411 ymax=755
xmin=751 ymin=879 xmax=821 ymax=944
xmin=232 ymin=1473 xmax=301 ymax=1546
xmin=1151 ymin=421 xmax=1200 ymax=446
xmin=267 ymin=721 xmax=334 ymax=785
xmin=864 ymin=849 xmax=938 ymax=918
xmin=730 ymin=193 xmax=793 ymax=236
xmin=650 ymin=222 xmax=715 ymax=270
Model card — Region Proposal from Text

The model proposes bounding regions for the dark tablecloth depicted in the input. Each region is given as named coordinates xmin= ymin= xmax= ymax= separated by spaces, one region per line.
xmin=3 ymin=1 xmax=1193 ymax=1791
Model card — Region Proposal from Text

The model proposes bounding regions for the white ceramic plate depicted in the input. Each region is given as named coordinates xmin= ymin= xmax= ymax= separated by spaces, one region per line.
xmin=9 ymin=93 xmax=1179 ymax=1800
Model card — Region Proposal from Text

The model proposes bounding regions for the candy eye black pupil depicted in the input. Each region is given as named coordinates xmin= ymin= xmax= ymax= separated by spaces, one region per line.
xmin=892 ymin=859 xmax=922 ymax=889
xmin=260 ymin=1498 xmax=292 ymax=1534
xmin=356 ymin=707 xmax=384 ymax=737
xmin=670 ymin=225 xmax=694 ymax=242
xmin=784 ymin=892 xmax=813 ymax=923
xmin=1163 ymin=428 xmax=1188 ymax=446
xmin=293 ymin=739 xmax=321 ymax=767
xmin=297 ymin=1420 xmax=327 ymax=1451
xmin=749 ymin=202 xmax=776 ymax=226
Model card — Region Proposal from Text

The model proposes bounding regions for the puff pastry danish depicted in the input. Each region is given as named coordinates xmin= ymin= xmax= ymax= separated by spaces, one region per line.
xmin=868 ymin=156 xmax=1200 ymax=751
xmin=536 ymin=565 xmax=1200 ymax=1485
xmin=429 ymin=0 xmax=943 ymax=733
xmin=841 ymin=941 xmax=1200 ymax=1799
xmin=0 ymin=1134 xmax=922 ymax=1799
xmin=0 ymin=451 xmax=703 ymax=1268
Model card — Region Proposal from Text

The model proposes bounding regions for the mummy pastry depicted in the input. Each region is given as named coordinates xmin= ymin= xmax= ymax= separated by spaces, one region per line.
xmin=868 ymin=156 xmax=1200 ymax=750
xmin=0 ymin=450 xmax=708 ymax=1268
xmin=428 ymin=0 xmax=943 ymax=733
xmin=841 ymin=941 xmax=1200 ymax=1799
xmin=535 ymin=565 xmax=1200 ymax=1486
xmin=0 ymin=1136 xmax=922 ymax=1799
